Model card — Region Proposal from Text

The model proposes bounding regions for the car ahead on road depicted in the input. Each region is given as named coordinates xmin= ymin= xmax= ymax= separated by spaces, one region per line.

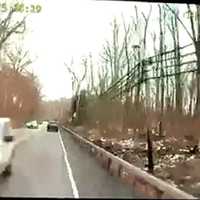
xmin=47 ymin=121 xmax=59 ymax=132
xmin=0 ymin=118 xmax=14 ymax=177
xmin=26 ymin=120 xmax=38 ymax=129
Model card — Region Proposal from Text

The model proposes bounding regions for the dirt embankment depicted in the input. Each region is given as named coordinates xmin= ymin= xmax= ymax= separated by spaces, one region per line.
xmin=71 ymin=125 xmax=200 ymax=198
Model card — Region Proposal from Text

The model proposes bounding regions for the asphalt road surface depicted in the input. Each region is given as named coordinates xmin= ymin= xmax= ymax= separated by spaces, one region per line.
xmin=60 ymin=129 xmax=144 ymax=198
xmin=0 ymin=125 xmax=144 ymax=198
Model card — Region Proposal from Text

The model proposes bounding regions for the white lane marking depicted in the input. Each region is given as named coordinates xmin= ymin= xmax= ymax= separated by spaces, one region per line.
xmin=58 ymin=131 xmax=79 ymax=198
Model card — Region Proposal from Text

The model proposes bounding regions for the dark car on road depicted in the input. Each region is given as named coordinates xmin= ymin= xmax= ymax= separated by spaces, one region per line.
xmin=47 ymin=121 xmax=59 ymax=132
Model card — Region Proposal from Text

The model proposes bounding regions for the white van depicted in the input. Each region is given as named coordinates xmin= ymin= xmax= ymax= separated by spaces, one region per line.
xmin=0 ymin=118 xmax=14 ymax=176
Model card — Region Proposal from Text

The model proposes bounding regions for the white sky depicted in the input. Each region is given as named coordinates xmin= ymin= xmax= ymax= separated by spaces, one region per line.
xmin=7 ymin=0 xmax=194 ymax=100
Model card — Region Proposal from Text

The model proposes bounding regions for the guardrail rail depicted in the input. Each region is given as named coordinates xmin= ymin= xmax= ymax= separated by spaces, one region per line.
xmin=62 ymin=126 xmax=196 ymax=199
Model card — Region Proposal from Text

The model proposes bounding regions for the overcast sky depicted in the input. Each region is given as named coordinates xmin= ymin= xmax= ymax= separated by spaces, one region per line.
xmin=12 ymin=0 xmax=192 ymax=100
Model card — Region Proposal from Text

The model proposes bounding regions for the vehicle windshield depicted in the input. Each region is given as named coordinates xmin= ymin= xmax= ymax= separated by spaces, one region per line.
xmin=0 ymin=0 xmax=199 ymax=199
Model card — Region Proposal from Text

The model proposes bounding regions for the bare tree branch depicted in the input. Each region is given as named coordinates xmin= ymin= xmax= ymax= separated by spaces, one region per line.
xmin=5 ymin=46 xmax=32 ymax=73
xmin=0 ymin=10 xmax=26 ymax=50
xmin=142 ymin=5 xmax=152 ymax=50
xmin=187 ymin=4 xmax=196 ymax=41
xmin=165 ymin=4 xmax=194 ymax=42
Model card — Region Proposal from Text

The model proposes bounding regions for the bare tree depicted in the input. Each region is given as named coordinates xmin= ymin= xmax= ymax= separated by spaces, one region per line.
xmin=65 ymin=57 xmax=87 ymax=96
xmin=89 ymin=53 xmax=95 ymax=93
xmin=158 ymin=5 xmax=165 ymax=113
xmin=188 ymin=73 xmax=196 ymax=115
xmin=151 ymin=32 xmax=160 ymax=111
xmin=0 ymin=9 xmax=26 ymax=51
xmin=65 ymin=57 xmax=88 ymax=124
xmin=122 ymin=15 xmax=132 ymax=131
xmin=167 ymin=9 xmax=182 ymax=113
xmin=101 ymin=18 xmax=125 ymax=85
xmin=132 ymin=6 xmax=142 ymax=108
xmin=141 ymin=6 xmax=152 ymax=109
xmin=165 ymin=4 xmax=200 ymax=115
xmin=5 ymin=45 xmax=33 ymax=73
xmin=97 ymin=63 xmax=109 ymax=95
xmin=131 ymin=5 xmax=152 ymax=108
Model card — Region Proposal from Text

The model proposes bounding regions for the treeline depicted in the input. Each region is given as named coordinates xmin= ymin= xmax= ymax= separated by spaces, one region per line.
xmin=67 ymin=3 xmax=200 ymax=137
xmin=36 ymin=98 xmax=71 ymax=124
xmin=0 ymin=9 xmax=41 ymax=127
xmin=0 ymin=66 xmax=41 ymax=127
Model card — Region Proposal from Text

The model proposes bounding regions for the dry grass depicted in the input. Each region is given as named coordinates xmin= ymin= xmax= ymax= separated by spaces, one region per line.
xmin=72 ymin=98 xmax=200 ymax=197
xmin=82 ymin=97 xmax=200 ymax=144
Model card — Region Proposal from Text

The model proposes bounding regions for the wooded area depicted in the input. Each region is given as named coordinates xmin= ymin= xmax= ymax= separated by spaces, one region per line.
xmin=0 ymin=9 xmax=41 ymax=127
xmin=68 ymin=4 xmax=200 ymax=131
xmin=67 ymin=3 xmax=200 ymax=197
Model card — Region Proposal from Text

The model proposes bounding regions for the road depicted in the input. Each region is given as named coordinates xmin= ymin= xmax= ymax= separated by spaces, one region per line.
xmin=0 ymin=125 xmax=144 ymax=198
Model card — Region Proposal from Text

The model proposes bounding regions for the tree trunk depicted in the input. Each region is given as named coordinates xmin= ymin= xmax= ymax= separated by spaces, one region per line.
xmin=146 ymin=129 xmax=154 ymax=174
xmin=159 ymin=5 xmax=164 ymax=113
xmin=174 ymin=15 xmax=182 ymax=114
xmin=195 ymin=41 xmax=200 ymax=115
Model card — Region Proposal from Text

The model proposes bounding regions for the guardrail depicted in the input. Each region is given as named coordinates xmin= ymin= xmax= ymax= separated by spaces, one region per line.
xmin=62 ymin=126 xmax=196 ymax=199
